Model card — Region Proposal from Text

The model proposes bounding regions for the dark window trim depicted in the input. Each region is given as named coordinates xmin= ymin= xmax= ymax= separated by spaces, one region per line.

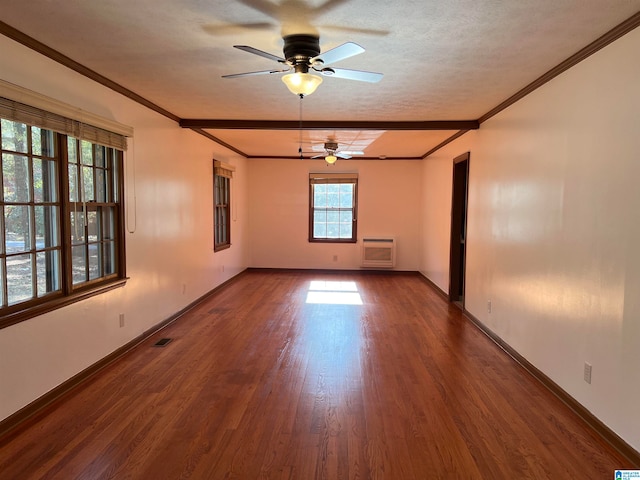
xmin=213 ymin=160 xmax=233 ymax=252
xmin=213 ymin=174 xmax=231 ymax=252
xmin=308 ymin=237 xmax=358 ymax=244
xmin=308 ymin=174 xmax=358 ymax=243
xmin=0 ymin=122 xmax=127 ymax=330
xmin=0 ymin=277 xmax=127 ymax=330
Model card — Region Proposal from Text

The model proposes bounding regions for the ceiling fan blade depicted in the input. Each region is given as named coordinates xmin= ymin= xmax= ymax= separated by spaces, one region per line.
xmin=311 ymin=154 xmax=324 ymax=159
xmin=222 ymin=68 xmax=290 ymax=78
xmin=312 ymin=42 xmax=364 ymax=66
xmin=340 ymin=150 xmax=364 ymax=155
xmin=323 ymin=68 xmax=383 ymax=83
xmin=318 ymin=25 xmax=390 ymax=37
xmin=336 ymin=153 xmax=352 ymax=159
xmin=233 ymin=45 xmax=285 ymax=63
xmin=202 ymin=23 xmax=276 ymax=35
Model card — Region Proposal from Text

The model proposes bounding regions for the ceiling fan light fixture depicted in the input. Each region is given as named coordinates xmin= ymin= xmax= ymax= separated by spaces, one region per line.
xmin=325 ymin=154 xmax=338 ymax=165
xmin=282 ymin=72 xmax=323 ymax=96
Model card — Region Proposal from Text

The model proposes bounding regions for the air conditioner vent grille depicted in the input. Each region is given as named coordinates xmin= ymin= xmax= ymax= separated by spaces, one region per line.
xmin=361 ymin=238 xmax=395 ymax=268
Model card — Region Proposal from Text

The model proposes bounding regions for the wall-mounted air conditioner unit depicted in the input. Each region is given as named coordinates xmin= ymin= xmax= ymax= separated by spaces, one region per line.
xmin=361 ymin=238 xmax=395 ymax=268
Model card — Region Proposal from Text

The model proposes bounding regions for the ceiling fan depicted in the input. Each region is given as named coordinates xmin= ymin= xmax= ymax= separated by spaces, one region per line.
xmin=222 ymin=34 xmax=383 ymax=96
xmin=310 ymin=139 xmax=364 ymax=164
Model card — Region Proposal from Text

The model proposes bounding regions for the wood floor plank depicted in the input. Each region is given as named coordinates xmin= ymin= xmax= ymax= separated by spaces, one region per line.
xmin=0 ymin=270 xmax=633 ymax=479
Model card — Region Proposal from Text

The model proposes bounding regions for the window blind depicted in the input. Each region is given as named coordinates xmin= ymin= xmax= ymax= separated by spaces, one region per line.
xmin=0 ymin=96 xmax=128 ymax=151
xmin=309 ymin=172 xmax=358 ymax=184
xmin=214 ymin=160 xmax=235 ymax=178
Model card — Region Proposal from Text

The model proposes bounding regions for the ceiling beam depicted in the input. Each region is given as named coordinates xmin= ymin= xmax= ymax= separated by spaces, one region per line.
xmin=248 ymin=155 xmax=424 ymax=160
xmin=189 ymin=128 xmax=249 ymax=157
xmin=179 ymin=119 xmax=479 ymax=131
xmin=422 ymin=130 xmax=471 ymax=159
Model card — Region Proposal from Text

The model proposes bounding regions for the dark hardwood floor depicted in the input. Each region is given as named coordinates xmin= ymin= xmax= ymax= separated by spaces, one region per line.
xmin=0 ymin=270 xmax=632 ymax=479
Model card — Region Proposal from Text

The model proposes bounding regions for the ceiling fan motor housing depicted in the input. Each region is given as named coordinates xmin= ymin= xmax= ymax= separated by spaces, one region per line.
xmin=283 ymin=34 xmax=321 ymax=71
xmin=325 ymin=141 xmax=339 ymax=152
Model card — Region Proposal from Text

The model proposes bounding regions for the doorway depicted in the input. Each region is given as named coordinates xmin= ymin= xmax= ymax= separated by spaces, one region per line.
xmin=449 ymin=152 xmax=470 ymax=307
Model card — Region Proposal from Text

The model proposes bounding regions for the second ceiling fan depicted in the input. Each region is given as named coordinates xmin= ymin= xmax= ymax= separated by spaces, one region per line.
xmin=222 ymin=34 xmax=383 ymax=96
xmin=310 ymin=139 xmax=364 ymax=164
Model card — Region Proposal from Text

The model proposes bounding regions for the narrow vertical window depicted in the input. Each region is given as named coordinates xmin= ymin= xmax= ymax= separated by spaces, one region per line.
xmin=214 ymin=160 xmax=235 ymax=252
xmin=67 ymin=140 xmax=122 ymax=287
xmin=1 ymin=120 xmax=61 ymax=306
xmin=309 ymin=173 xmax=358 ymax=243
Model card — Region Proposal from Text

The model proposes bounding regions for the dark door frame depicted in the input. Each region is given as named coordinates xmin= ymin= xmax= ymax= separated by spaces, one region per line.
xmin=449 ymin=152 xmax=470 ymax=306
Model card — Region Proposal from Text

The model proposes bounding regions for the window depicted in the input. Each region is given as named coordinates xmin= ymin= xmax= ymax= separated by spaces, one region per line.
xmin=1 ymin=96 xmax=127 ymax=329
xmin=68 ymin=139 xmax=121 ymax=285
xmin=309 ymin=173 xmax=358 ymax=243
xmin=214 ymin=160 xmax=234 ymax=251
xmin=2 ymin=122 xmax=61 ymax=306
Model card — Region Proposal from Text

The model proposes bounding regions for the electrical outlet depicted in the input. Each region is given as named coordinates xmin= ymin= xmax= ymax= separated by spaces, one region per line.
xmin=119 ymin=313 xmax=125 ymax=328
xmin=487 ymin=300 xmax=492 ymax=313
xmin=584 ymin=362 xmax=592 ymax=384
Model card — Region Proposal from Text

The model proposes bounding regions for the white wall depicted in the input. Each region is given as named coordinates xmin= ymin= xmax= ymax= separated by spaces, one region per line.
xmin=248 ymin=158 xmax=422 ymax=271
xmin=420 ymin=27 xmax=640 ymax=450
xmin=0 ymin=35 xmax=249 ymax=421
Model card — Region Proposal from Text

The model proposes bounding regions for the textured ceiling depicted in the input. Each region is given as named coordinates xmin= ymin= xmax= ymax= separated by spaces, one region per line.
xmin=1 ymin=0 xmax=639 ymax=160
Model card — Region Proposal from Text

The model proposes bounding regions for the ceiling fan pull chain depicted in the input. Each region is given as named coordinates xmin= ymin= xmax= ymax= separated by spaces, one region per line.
xmin=299 ymin=93 xmax=303 ymax=159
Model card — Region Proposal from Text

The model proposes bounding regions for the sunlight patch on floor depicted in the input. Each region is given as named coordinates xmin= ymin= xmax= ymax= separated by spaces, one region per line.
xmin=306 ymin=281 xmax=363 ymax=305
